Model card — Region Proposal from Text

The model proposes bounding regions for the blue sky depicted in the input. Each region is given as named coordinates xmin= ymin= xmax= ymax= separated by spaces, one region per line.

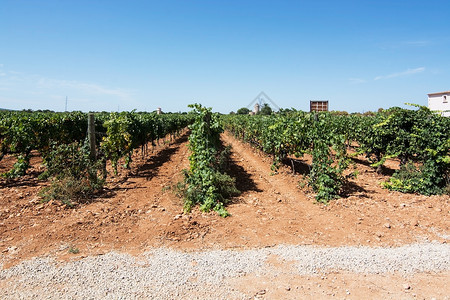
xmin=1 ymin=0 xmax=449 ymax=113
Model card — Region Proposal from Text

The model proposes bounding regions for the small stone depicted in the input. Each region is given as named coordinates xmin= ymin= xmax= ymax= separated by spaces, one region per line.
xmin=7 ymin=246 xmax=18 ymax=253
xmin=285 ymin=286 xmax=291 ymax=291
xmin=174 ymin=214 xmax=182 ymax=220
xmin=384 ymin=223 xmax=391 ymax=229
xmin=29 ymin=197 xmax=40 ymax=204
xmin=256 ymin=289 xmax=266 ymax=295
xmin=403 ymin=283 xmax=410 ymax=290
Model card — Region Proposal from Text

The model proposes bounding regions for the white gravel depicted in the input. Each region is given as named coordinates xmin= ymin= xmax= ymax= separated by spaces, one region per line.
xmin=1 ymin=243 xmax=449 ymax=299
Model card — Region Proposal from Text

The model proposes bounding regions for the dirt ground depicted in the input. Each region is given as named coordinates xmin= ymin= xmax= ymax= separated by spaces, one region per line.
xmin=1 ymin=131 xmax=449 ymax=298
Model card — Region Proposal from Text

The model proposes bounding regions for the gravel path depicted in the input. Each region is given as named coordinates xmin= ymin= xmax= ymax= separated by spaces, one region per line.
xmin=1 ymin=243 xmax=449 ymax=299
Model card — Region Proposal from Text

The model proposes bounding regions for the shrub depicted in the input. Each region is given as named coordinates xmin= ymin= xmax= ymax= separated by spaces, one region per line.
xmin=40 ymin=141 xmax=105 ymax=206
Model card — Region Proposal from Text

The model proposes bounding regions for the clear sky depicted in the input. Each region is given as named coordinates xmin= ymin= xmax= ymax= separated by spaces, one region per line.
xmin=1 ymin=0 xmax=449 ymax=113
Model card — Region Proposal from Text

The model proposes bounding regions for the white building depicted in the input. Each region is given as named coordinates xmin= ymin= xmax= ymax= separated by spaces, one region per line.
xmin=428 ymin=91 xmax=450 ymax=116
xmin=253 ymin=103 xmax=260 ymax=114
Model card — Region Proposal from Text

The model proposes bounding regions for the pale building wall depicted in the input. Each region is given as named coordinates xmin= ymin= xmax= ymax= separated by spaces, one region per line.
xmin=428 ymin=92 xmax=450 ymax=117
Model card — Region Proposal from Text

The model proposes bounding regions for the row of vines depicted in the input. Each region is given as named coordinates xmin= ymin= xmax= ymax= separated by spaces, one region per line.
xmin=178 ymin=104 xmax=239 ymax=217
xmin=0 ymin=110 xmax=193 ymax=205
xmin=222 ymin=106 xmax=450 ymax=202
xmin=0 ymin=110 xmax=192 ymax=176
xmin=1 ymin=105 xmax=448 ymax=210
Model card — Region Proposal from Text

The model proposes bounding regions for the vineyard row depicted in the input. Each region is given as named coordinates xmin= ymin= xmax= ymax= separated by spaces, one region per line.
xmin=1 ymin=105 xmax=449 ymax=208
xmin=0 ymin=110 xmax=193 ymax=178
xmin=222 ymin=106 xmax=450 ymax=201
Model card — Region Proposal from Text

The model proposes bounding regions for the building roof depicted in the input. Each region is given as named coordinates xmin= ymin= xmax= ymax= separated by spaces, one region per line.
xmin=428 ymin=91 xmax=450 ymax=96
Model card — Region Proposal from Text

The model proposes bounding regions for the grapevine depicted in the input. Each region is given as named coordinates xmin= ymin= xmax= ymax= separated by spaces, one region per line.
xmin=222 ymin=106 xmax=449 ymax=201
xmin=181 ymin=104 xmax=239 ymax=217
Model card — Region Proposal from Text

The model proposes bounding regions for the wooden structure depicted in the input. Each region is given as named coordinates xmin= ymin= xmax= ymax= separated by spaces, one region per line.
xmin=310 ymin=100 xmax=329 ymax=112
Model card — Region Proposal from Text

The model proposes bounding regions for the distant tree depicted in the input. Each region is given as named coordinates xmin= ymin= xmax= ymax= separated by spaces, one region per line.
xmin=258 ymin=103 xmax=273 ymax=115
xmin=278 ymin=108 xmax=297 ymax=115
xmin=229 ymin=111 xmax=236 ymax=115
xmin=237 ymin=107 xmax=250 ymax=115
xmin=363 ymin=111 xmax=376 ymax=116
xmin=331 ymin=110 xmax=349 ymax=116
